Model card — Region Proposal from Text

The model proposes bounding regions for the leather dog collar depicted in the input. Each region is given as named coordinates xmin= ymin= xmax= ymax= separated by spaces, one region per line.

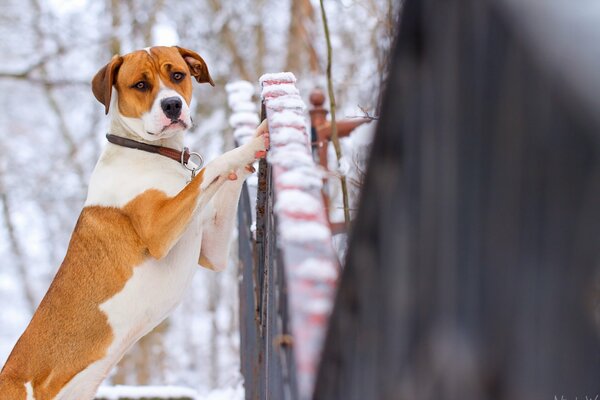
xmin=106 ymin=133 xmax=191 ymax=165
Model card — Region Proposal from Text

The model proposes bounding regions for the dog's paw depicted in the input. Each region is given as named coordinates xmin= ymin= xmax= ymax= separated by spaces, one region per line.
xmin=244 ymin=126 xmax=269 ymax=161
xmin=254 ymin=119 xmax=270 ymax=155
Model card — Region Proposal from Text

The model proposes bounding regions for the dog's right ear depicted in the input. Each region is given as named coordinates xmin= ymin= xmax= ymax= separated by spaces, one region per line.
xmin=92 ymin=55 xmax=123 ymax=115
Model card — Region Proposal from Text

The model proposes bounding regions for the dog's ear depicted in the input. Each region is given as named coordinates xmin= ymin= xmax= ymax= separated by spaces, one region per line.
xmin=175 ymin=46 xmax=215 ymax=87
xmin=92 ymin=55 xmax=123 ymax=115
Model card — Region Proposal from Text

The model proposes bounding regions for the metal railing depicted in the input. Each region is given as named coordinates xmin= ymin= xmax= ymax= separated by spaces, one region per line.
xmin=236 ymin=74 xmax=339 ymax=400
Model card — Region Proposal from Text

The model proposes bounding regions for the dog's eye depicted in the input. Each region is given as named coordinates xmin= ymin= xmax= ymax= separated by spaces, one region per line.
xmin=171 ymin=72 xmax=185 ymax=82
xmin=132 ymin=81 xmax=148 ymax=91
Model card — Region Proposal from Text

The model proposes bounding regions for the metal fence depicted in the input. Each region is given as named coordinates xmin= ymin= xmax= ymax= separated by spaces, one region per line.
xmin=237 ymin=75 xmax=339 ymax=400
xmin=238 ymin=158 xmax=297 ymax=400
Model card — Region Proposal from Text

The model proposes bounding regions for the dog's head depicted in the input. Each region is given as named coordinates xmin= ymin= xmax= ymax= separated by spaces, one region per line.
xmin=92 ymin=46 xmax=214 ymax=141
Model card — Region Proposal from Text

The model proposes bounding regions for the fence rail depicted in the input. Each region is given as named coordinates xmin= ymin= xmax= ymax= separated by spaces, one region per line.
xmin=236 ymin=74 xmax=339 ymax=400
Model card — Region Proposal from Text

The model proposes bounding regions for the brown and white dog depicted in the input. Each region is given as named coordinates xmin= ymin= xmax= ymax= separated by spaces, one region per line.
xmin=0 ymin=46 xmax=268 ymax=399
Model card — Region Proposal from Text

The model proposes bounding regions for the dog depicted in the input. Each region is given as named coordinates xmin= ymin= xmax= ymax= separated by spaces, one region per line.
xmin=0 ymin=46 xmax=268 ymax=399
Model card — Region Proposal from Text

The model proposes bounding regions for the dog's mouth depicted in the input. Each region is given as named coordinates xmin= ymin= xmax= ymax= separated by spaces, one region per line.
xmin=161 ymin=119 xmax=188 ymax=132
xmin=147 ymin=119 xmax=189 ymax=136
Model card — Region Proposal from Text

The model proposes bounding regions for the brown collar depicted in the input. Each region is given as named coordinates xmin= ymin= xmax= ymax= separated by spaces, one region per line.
xmin=106 ymin=133 xmax=190 ymax=165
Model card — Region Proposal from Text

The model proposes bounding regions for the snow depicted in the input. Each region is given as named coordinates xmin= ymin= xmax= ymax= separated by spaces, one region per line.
xmin=274 ymin=142 xmax=308 ymax=154
xmin=226 ymin=92 xmax=253 ymax=109
xmin=337 ymin=155 xmax=352 ymax=176
xmin=232 ymin=126 xmax=255 ymax=142
xmin=277 ymin=168 xmax=324 ymax=190
xmin=259 ymin=72 xmax=297 ymax=86
xmin=270 ymin=110 xmax=306 ymax=129
xmin=266 ymin=95 xmax=307 ymax=111
xmin=96 ymin=385 xmax=198 ymax=399
xmin=246 ymin=174 xmax=258 ymax=187
xmin=261 ymin=84 xmax=300 ymax=99
xmin=270 ymin=127 xmax=308 ymax=146
xmin=259 ymin=72 xmax=342 ymax=400
xmin=301 ymin=297 xmax=333 ymax=315
xmin=228 ymin=112 xmax=260 ymax=127
xmin=224 ymin=80 xmax=255 ymax=95
xmin=275 ymin=189 xmax=322 ymax=216
xmin=230 ymin=102 xmax=257 ymax=113
xmin=201 ymin=385 xmax=245 ymax=400
xmin=96 ymin=384 xmax=244 ymax=400
xmin=268 ymin=149 xmax=314 ymax=169
xmin=226 ymin=79 xmax=259 ymax=147
xmin=294 ymin=258 xmax=338 ymax=281
xmin=278 ymin=220 xmax=330 ymax=243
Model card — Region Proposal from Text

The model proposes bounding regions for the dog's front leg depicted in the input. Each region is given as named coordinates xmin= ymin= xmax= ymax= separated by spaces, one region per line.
xmin=198 ymin=121 xmax=269 ymax=271
xmin=123 ymin=131 xmax=268 ymax=260
xmin=197 ymin=166 xmax=254 ymax=271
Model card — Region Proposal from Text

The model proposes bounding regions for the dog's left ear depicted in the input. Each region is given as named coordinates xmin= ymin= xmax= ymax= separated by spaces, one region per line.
xmin=92 ymin=55 xmax=123 ymax=115
xmin=175 ymin=46 xmax=215 ymax=87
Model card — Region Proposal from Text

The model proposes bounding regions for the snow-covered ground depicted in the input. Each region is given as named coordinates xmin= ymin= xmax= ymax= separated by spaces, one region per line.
xmin=96 ymin=384 xmax=244 ymax=400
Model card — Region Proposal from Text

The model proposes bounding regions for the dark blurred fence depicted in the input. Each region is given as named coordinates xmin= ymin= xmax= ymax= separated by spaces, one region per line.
xmin=313 ymin=0 xmax=600 ymax=399
xmin=238 ymin=158 xmax=298 ymax=400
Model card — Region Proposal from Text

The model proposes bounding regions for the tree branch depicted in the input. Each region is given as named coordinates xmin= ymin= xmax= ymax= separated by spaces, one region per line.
xmin=320 ymin=0 xmax=351 ymax=230
xmin=0 ymin=189 xmax=37 ymax=314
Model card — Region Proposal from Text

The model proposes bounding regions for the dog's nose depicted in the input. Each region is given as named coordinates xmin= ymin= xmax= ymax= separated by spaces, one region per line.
xmin=161 ymin=97 xmax=182 ymax=120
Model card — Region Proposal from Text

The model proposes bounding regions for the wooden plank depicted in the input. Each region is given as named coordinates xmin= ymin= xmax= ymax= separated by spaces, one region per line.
xmin=314 ymin=0 xmax=600 ymax=398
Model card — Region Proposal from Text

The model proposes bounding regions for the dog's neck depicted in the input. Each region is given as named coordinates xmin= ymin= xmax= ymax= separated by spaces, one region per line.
xmin=109 ymin=117 xmax=185 ymax=150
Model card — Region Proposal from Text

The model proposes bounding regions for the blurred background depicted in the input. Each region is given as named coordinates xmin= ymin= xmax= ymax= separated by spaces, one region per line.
xmin=0 ymin=0 xmax=399 ymax=396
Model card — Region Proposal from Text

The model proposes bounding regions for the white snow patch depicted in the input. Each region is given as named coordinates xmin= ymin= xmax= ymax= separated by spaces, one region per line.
xmin=275 ymin=142 xmax=308 ymax=154
xmin=246 ymin=174 xmax=258 ymax=187
xmin=233 ymin=126 xmax=255 ymax=143
xmin=275 ymin=189 xmax=321 ymax=215
xmin=302 ymin=297 xmax=334 ymax=315
xmin=229 ymin=112 xmax=260 ymax=127
xmin=259 ymin=72 xmax=297 ymax=86
xmin=270 ymin=127 xmax=308 ymax=146
xmin=261 ymin=84 xmax=300 ymax=99
xmin=277 ymin=169 xmax=323 ymax=190
xmin=266 ymin=95 xmax=306 ymax=111
xmin=96 ymin=385 xmax=198 ymax=399
xmin=226 ymin=92 xmax=252 ymax=108
xmin=268 ymin=150 xmax=314 ymax=169
xmin=201 ymin=384 xmax=245 ymax=400
xmin=231 ymin=102 xmax=257 ymax=113
xmin=294 ymin=258 xmax=338 ymax=281
xmin=278 ymin=220 xmax=330 ymax=243
xmin=269 ymin=110 xmax=306 ymax=128
xmin=337 ymin=155 xmax=352 ymax=176
xmin=225 ymin=80 xmax=255 ymax=95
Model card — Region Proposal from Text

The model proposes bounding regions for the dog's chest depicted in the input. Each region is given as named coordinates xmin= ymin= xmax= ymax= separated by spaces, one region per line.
xmin=85 ymin=145 xmax=202 ymax=354
xmin=101 ymin=217 xmax=201 ymax=340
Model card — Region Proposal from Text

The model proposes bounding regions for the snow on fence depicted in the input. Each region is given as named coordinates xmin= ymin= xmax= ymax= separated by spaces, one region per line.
xmin=234 ymin=73 xmax=339 ymax=400
xmin=95 ymin=385 xmax=196 ymax=400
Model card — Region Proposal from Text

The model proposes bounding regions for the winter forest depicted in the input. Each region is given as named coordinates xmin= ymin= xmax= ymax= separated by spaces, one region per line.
xmin=0 ymin=0 xmax=399 ymax=398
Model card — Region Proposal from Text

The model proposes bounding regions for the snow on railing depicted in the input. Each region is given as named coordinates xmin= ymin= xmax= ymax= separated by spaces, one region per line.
xmin=226 ymin=80 xmax=260 ymax=234
xmin=95 ymin=385 xmax=196 ymax=400
xmin=259 ymin=72 xmax=340 ymax=400
xmin=225 ymin=80 xmax=260 ymax=146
